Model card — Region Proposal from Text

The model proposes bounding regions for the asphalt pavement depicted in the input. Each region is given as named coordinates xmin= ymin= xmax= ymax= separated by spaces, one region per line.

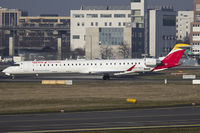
xmin=0 ymin=106 xmax=200 ymax=133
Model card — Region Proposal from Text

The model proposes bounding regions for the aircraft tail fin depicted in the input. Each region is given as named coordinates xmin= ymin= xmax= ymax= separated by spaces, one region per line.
xmin=153 ymin=44 xmax=191 ymax=71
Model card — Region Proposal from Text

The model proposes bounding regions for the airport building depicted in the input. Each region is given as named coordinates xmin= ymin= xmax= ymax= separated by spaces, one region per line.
xmin=130 ymin=0 xmax=176 ymax=58
xmin=0 ymin=7 xmax=21 ymax=27
xmin=148 ymin=8 xmax=176 ymax=57
xmin=71 ymin=0 xmax=177 ymax=59
xmin=190 ymin=0 xmax=200 ymax=56
xmin=18 ymin=15 xmax=70 ymax=60
xmin=0 ymin=10 xmax=70 ymax=60
xmin=70 ymin=6 xmax=131 ymax=51
xmin=176 ymin=11 xmax=193 ymax=41
xmin=0 ymin=7 xmax=22 ymax=58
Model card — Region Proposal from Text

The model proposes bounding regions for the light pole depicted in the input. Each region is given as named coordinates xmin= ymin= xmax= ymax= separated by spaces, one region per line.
xmin=90 ymin=35 xmax=92 ymax=60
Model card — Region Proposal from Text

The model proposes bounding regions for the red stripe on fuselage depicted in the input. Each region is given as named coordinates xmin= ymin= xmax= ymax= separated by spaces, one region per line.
xmin=127 ymin=65 xmax=136 ymax=71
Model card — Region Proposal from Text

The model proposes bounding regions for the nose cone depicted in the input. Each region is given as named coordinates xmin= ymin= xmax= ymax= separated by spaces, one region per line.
xmin=2 ymin=68 xmax=11 ymax=76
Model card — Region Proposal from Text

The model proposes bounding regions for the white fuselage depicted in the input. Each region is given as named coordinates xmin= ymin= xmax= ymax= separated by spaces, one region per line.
xmin=3 ymin=59 xmax=157 ymax=76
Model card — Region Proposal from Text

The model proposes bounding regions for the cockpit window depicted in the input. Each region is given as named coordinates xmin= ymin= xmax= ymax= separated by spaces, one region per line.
xmin=12 ymin=64 xmax=20 ymax=66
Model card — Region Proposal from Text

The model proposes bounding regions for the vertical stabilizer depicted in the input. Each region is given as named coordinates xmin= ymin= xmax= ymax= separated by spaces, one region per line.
xmin=153 ymin=44 xmax=191 ymax=71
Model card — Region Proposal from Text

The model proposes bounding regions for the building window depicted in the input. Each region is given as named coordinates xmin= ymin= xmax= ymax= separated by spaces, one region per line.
xmin=99 ymin=28 xmax=124 ymax=45
xmin=132 ymin=16 xmax=143 ymax=23
xmin=43 ymin=19 xmax=58 ymax=22
xmin=100 ymin=14 xmax=112 ymax=18
xmin=105 ymin=22 xmax=107 ymax=26
xmin=86 ymin=14 xmax=98 ymax=18
xmin=19 ymin=19 xmax=25 ymax=23
xmin=73 ymin=35 xmax=80 ymax=39
xmin=77 ymin=22 xmax=80 ymax=26
xmin=72 ymin=14 xmax=84 ymax=18
xmin=91 ymin=22 xmax=94 ymax=26
xmin=131 ymin=10 xmax=141 ymax=16
xmin=195 ymin=14 xmax=200 ymax=22
xmin=96 ymin=22 xmax=98 ymax=26
xmin=196 ymin=4 xmax=200 ymax=11
xmin=109 ymin=22 xmax=112 ymax=26
xmin=114 ymin=14 xmax=126 ymax=18
xmin=60 ymin=19 xmax=70 ymax=23
xmin=29 ymin=19 xmax=41 ymax=23
xmin=123 ymin=22 xmax=126 ymax=26
xmin=163 ymin=15 xmax=176 ymax=26
xmin=118 ymin=22 xmax=121 ymax=26
xmin=82 ymin=22 xmax=84 ymax=26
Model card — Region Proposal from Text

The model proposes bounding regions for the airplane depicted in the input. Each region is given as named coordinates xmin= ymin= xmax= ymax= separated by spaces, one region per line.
xmin=2 ymin=43 xmax=191 ymax=80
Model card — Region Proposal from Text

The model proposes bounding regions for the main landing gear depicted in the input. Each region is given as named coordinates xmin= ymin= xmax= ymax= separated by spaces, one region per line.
xmin=103 ymin=74 xmax=110 ymax=80
xmin=11 ymin=75 xmax=15 ymax=79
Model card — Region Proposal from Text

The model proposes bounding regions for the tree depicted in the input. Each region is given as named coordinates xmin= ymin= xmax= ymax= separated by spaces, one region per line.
xmin=101 ymin=46 xmax=114 ymax=59
xmin=118 ymin=42 xmax=130 ymax=58
xmin=71 ymin=48 xmax=85 ymax=59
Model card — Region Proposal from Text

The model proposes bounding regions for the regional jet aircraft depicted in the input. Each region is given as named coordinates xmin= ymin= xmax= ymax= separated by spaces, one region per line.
xmin=3 ymin=44 xmax=190 ymax=80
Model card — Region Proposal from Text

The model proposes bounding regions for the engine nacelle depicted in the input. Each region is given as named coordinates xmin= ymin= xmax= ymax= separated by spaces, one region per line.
xmin=145 ymin=58 xmax=161 ymax=66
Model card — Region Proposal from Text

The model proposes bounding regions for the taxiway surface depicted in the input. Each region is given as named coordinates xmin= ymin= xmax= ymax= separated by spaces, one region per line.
xmin=0 ymin=106 xmax=200 ymax=133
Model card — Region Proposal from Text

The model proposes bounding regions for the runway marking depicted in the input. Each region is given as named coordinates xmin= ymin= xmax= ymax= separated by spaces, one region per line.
xmin=7 ymin=124 xmax=200 ymax=133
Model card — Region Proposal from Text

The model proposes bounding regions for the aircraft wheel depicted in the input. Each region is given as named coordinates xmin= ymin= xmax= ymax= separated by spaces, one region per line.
xmin=11 ymin=75 xmax=15 ymax=80
xmin=103 ymin=75 xmax=110 ymax=80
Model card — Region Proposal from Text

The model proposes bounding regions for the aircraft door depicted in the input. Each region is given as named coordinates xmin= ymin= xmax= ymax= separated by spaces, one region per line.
xmin=20 ymin=62 xmax=23 ymax=70
xmin=23 ymin=62 xmax=29 ymax=72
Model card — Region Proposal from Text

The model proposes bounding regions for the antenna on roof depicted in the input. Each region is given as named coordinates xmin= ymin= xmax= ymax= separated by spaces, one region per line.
xmin=106 ymin=0 xmax=109 ymax=10
xmin=81 ymin=0 xmax=84 ymax=10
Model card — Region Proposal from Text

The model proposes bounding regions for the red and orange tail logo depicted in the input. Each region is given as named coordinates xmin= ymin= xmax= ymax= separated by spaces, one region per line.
xmin=153 ymin=44 xmax=191 ymax=71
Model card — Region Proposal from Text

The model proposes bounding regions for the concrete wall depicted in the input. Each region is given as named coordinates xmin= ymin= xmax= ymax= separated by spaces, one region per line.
xmin=70 ymin=10 xmax=131 ymax=50
xmin=85 ymin=27 xmax=132 ymax=59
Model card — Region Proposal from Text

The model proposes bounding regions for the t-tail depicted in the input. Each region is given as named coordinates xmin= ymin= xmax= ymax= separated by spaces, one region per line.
xmin=153 ymin=44 xmax=191 ymax=72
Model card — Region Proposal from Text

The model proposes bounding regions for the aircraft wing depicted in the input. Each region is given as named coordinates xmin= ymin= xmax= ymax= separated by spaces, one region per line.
xmin=89 ymin=65 xmax=137 ymax=76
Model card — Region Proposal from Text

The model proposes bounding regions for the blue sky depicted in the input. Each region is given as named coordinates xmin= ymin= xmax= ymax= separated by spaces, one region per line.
xmin=0 ymin=0 xmax=193 ymax=16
